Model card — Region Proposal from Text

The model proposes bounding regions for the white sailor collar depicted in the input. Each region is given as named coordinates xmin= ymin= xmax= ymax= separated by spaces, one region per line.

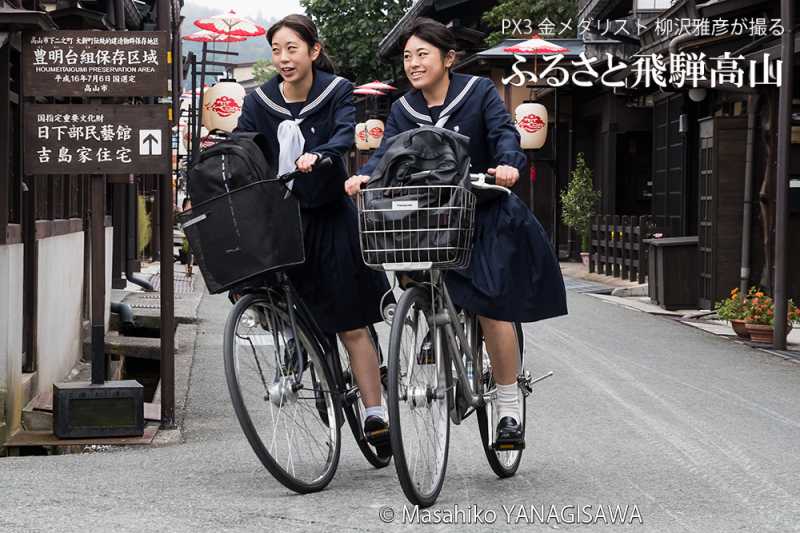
xmin=397 ymin=73 xmax=481 ymax=128
xmin=253 ymin=68 xmax=347 ymax=120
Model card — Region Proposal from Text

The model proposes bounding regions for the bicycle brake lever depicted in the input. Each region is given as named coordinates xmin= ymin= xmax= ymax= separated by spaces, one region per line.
xmin=280 ymin=157 xmax=334 ymax=199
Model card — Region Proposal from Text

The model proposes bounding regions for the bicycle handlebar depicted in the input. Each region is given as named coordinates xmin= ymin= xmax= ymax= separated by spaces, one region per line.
xmin=279 ymin=156 xmax=333 ymax=199
xmin=352 ymin=169 xmax=511 ymax=195
xmin=279 ymin=155 xmax=333 ymax=184
xmin=469 ymin=173 xmax=511 ymax=195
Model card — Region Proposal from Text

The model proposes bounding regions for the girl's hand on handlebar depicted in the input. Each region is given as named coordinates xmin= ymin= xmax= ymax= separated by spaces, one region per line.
xmin=295 ymin=152 xmax=319 ymax=173
xmin=487 ymin=165 xmax=519 ymax=188
xmin=345 ymin=175 xmax=370 ymax=196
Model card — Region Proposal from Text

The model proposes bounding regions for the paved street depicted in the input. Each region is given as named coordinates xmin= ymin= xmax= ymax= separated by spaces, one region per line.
xmin=2 ymin=287 xmax=799 ymax=532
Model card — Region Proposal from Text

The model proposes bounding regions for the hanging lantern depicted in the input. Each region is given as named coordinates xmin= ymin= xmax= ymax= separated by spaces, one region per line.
xmin=515 ymin=102 xmax=548 ymax=150
xmin=366 ymin=119 xmax=384 ymax=149
xmin=201 ymin=80 xmax=246 ymax=133
xmin=355 ymin=122 xmax=370 ymax=150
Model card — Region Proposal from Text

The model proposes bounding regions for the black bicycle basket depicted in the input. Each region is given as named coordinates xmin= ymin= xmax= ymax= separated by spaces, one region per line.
xmin=178 ymin=179 xmax=304 ymax=293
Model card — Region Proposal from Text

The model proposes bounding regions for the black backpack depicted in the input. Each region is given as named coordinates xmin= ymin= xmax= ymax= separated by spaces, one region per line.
xmin=366 ymin=126 xmax=472 ymax=189
xmin=187 ymin=131 xmax=274 ymax=204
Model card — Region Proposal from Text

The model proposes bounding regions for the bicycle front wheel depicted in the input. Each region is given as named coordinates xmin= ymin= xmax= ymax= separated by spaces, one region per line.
xmin=223 ymin=292 xmax=342 ymax=493
xmin=387 ymin=285 xmax=450 ymax=507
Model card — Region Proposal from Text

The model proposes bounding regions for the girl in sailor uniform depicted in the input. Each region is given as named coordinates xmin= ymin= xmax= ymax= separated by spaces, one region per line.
xmin=346 ymin=17 xmax=567 ymax=448
xmin=237 ymin=14 xmax=392 ymax=455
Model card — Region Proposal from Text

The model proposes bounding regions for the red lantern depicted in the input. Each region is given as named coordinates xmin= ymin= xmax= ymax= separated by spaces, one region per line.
xmin=202 ymin=80 xmax=245 ymax=133
xmin=515 ymin=102 xmax=548 ymax=150
xmin=355 ymin=123 xmax=370 ymax=150
xmin=366 ymin=118 xmax=384 ymax=149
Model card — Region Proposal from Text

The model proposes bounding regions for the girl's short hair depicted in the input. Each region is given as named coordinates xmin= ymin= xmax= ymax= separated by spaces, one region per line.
xmin=267 ymin=14 xmax=336 ymax=74
xmin=399 ymin=17 xmax=459 ymax=56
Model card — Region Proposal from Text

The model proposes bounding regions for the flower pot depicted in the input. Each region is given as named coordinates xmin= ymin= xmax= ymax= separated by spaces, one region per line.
xmin=745 ymin=323 xmax=793 ymax=344
xmin=730 ymin=319 xmax=750 ymax=339
xmin=580 ymin=252 xmax=590 ymax=268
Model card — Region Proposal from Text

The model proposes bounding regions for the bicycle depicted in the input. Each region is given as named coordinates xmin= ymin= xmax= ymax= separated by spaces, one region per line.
xmin=356 ymin=172 xmax=553 ymax=507
xmin=204 ymin=160 xmax=391 ymax=494
xmin=223 ymin=282 xmax=391 ymax=492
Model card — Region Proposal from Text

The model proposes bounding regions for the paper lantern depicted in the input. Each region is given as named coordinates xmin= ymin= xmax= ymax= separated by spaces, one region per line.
xmin=355 ymin=122 xmax=370 ymax=150
xmin=202 ymin=80 xmax=246 ymax=133
xmin=365 ymin=118 xmax=384 ymax=149
xmin=514 ymin=102 xmax=548 ymax=150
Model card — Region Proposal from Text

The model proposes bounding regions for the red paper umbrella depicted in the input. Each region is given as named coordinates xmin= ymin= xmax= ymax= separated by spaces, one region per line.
xmin=353 ymin=88 xmax=387 ymax=96
xmin=356 ymin=80 xmax=397 ymax=91
xmin=194 ymin=10 xmax=266 ymax=37
xmin=182 ymin=84 xmax=209 ymax=97
xmin=182 ymin=30 xmax=248 ymax=43
xmin=503 ymin=34 xmax=568 ymax=54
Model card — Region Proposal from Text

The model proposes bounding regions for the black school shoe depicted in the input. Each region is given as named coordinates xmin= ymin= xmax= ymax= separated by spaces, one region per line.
xmin=493 ymin=416 xmax=525 ymax=450
xmin=364 ymin=415 xmax=392 ymax=459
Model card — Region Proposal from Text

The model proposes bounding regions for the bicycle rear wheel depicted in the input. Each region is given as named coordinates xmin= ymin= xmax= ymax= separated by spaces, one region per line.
xmin=387 ymin=285 xmax=450 ymax=507
xmin=475 ymin=321 xmax=526 ymax=478
xmin=223 ymin=292 xmax=342 ymax=493
xmin=335 ymin=327 xmax=391 ymax=469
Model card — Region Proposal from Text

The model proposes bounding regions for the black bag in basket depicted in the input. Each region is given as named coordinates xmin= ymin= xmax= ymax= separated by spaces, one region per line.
xmin=362 ymin=127 xmax=475 ymax=266
xmin=179 ymin=180 xmax=305 ymax=294
xmin=187 ymin=131 xmax=273 ymax=204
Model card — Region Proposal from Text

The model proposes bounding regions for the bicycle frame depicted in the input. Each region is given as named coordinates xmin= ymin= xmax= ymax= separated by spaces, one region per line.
xmin=407 ymin=270 xmax=540 ymax=427
xmin=408 ymin=271 xmax=487 ymax=422
xmin=254 ymin=272 xmax=375 ymax=422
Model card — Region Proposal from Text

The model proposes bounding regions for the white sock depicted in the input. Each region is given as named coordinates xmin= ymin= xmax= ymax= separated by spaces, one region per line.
xmin=495 ymin=383 xmax=520 ymax=423
xmin=364 ymin=406 xmax=385 ymax=421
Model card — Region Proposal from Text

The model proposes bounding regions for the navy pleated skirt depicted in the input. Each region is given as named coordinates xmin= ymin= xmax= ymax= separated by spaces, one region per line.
xmin=445 ymin=193 xmax=567 ymax=323
xmin=287 ymin=197 xmax=390 ymax=334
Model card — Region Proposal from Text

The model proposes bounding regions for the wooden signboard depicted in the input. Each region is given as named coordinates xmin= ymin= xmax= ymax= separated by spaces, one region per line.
xmin=22 ymin=31 xmax=170 ymax=97
xmin=24 ymin=104 xmax=170 ymax=175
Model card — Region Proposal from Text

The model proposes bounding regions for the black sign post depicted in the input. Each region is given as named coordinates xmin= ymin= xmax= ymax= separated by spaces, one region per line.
xmin=22 ymin=29 xmax=173 ymax=437
xmin=22 ymin=30 xmax=170 ymax=97
xmin=24 ymin=104 xmax=171 ymax=175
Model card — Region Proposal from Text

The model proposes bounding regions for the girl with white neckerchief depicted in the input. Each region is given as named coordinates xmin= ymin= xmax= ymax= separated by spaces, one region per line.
xmin=236 ymin=14 xmax=392 ymax=458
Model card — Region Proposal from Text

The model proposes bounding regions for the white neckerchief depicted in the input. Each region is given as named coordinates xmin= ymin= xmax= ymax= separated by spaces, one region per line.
xmin=277 ymin=82 xmax=305 ymax=180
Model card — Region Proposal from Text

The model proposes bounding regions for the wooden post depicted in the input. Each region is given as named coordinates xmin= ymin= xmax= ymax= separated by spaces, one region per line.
xmin=158 ymin=0 xmax=176 ymax=429
xmin=90 ymin=173 xmax=107 ymax=384
xmin=589 ymin=215 xmax=596 ymax=273
xmin=637 ymin=216 xmax=647 ymax=284
xmin=621 ymin=215 xmax=630 ymax=280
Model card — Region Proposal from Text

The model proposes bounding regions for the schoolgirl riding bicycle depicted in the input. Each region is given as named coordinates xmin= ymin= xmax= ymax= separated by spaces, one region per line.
xmin=235 ymin=14 xmax=392 ymax=457
xmin=346 ymin=17 xmax=568 ymax=449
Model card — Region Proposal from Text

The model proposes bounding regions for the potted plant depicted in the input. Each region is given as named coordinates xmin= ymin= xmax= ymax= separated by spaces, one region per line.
xmin=742 ymin=287 xmax=799 ymax=344
xmin=714 ymin=288 xmax=750 ymax=339
xmin=561 ymin=153 xmax=601 ymax=267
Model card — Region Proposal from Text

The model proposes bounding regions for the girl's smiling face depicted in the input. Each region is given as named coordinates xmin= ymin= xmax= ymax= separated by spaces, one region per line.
xmin=271 ymin=26 xmax=320 ymax=83
xmin=403 ymin=35 xmax=455 ymax=91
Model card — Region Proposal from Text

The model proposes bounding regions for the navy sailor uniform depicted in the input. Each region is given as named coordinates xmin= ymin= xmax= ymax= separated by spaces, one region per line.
xmin=237 ymin=68 xmax=390 ymax=333
xmin=359 ymin=73 xmax=567 ymax=323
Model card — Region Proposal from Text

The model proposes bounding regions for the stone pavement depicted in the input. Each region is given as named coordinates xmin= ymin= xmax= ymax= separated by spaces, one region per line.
xmin=2 ymin=274 xmax=800 ymax=531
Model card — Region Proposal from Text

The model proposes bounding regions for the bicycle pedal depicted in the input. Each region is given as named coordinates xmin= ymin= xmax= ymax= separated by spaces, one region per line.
xmin=492 ymin=440 xmax=525 ymax=451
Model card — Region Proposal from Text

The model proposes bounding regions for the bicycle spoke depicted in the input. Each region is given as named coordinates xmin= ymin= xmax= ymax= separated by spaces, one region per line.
xmin=226 ymin=296 xmax=340 ymax=490
xmin=389 ymin=289 xmax=449 ymax=505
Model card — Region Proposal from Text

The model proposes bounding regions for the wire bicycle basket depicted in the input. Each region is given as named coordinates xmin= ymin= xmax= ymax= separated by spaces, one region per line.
xmin=357 ymin=185 xmax=476 ymax=271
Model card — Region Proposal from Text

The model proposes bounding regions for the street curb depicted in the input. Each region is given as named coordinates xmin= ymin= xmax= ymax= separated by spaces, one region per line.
xmin=610 ymin=284 xmax=649 ymax=297
xmin=151 ymin=428 xmax=182 ymax=447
